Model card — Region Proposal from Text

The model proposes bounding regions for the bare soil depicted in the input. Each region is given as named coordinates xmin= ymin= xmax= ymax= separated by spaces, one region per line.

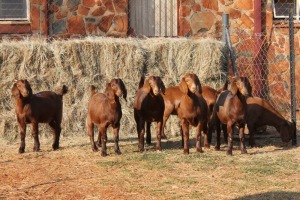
xmin=0 ymin=131 xmax=299 ymax=200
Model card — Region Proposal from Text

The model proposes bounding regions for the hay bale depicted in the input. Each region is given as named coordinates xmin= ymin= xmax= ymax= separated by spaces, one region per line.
xmin=0 ymin=37 xmax=225 ymax=141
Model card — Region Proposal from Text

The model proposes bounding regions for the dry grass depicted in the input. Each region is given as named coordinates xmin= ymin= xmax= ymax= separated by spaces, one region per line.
xmin=0 ymin=37 xmax=226 ymax=140
xmin=0 ymin=131 xmax=299 ymax=200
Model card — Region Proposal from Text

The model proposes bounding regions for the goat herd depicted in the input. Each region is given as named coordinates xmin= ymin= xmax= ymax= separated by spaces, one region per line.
xmin=11 ymin=73 xmax=295 ymax=156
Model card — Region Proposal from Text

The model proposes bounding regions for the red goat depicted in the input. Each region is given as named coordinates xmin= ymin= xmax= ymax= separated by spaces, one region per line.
xmin=213 ymin=76 xmax=249 ymax=155
xmin=202 ymin=83 xmax=228 ymax=145
xmin=11 ymin=79 xmax=68 ymax=153
xmin=164 ymin=73 xmax=208 ymax=154
xmin=86 ymin=78 xmax=127 ymax=156
xmin=133 ymin=75 xmax=166 ymax=152
xmin=247 ymin=97 xmax=295 ymax=146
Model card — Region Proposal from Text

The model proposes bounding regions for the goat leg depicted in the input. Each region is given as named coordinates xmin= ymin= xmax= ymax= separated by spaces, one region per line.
xmin=87 ymin=122 xmax=98 ymax=152
xmin=49 ymin=121 xmax=60 ymax=150
xmin=181 ymin=120 xmax=190 ymax=154
xmin=32 ymin=122 xmax=40 ymax=152
xmin=214 ymin=120 xmax=221 ymax=151
xmin=146 ymin=122 xmax=151 ymax=145
xmin=226 ymin=124 xmax=234 ymax=156
xmin=196 ymin=123 xmax=203 ymax=153
xmin=100 ymin=128 xmax=108 ymax=157
xmin=155 ymin=121 xmax=162 ymax=151
xmin=239 ymin=125 xmax=247 ymax=154
xmin=18 ymin=121 xmax=26 ymax=154
xmin=113 ymin=126 xmax=121 ymax=155
xmin=138 ymin=122 xmax=145 ymax=152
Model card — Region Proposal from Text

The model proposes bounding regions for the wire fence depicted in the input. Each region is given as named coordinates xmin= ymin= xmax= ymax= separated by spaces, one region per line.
xmin=0 ymin=0 xmax=298 ymax=133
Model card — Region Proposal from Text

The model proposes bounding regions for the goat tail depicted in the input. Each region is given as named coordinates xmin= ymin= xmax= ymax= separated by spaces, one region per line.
xmin=90 ymin=85 xmax=97 ymax=97
xmin=59 ymin=85 xmax=68 ymax=96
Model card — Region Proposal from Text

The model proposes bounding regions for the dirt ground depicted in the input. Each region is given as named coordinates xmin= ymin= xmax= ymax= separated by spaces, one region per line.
xmin=0 ymin=131 xmax=299 ymax=200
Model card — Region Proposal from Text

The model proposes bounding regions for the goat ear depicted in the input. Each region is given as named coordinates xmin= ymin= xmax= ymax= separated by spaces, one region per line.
xmin=11 ymin=83 xmax=20 ymax=98
xmin=24 ymin=79 xmax=33 ymax=96
xmin=195 ymin=76 xmax=202 ymax=93
xmin=138 ymin=76 xmax=145 ymax=89
xmin=159 ymin=78 xmax=166 ymax=94
xmin=105 ymin=83 xmax=115 ymax=101
xmin=143 ymin=78 xmax=151 ymax=93
xmin=179 ymin=77 xmax=188 ymax=94
xmin=119 ymin=79 xmax=127 ymax=101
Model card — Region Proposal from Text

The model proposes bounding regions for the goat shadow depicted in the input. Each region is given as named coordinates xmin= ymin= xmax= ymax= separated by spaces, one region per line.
xmin=233 ymin=191 xmax=300 ymax=200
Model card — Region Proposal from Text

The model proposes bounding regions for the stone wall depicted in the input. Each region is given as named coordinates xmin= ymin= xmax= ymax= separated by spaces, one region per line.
xmin=49 ymin=0 xmax=128 ymax=38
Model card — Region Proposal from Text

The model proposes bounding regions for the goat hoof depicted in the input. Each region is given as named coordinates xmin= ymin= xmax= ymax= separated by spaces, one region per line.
xmin=19 ymin=148 xmax=25 ymax=154
xmin=226 ymin=150 xmax=233 ymax=156
xmin=33 ymin=147 xmax=40 ymax=152
xmin=204 ymin=144 xmax=210 ymax=149
xmin=214 ymin=146 xmax=220 ymax=151
xmin=241 ymin=149 xmax=248 ymax=154
xmin=52 ymin=144 xmax=59 ymax=151
xmin=183 ymin=149 xmax=189 ymax=155
xmin=197 ymin=148 xmax=203 ymax=153
xmin=115 ymin=150 xmax=122 ymax=155
xmin=161 ymin=134 xmax=167 ymax=140
xmin=101 ymin=152 xmax=108 ymax=157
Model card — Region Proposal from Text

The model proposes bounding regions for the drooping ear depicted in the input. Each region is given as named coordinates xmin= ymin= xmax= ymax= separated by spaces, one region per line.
xmin=105 ymin=82 xmax=115 ymax=101
xmin=179 ymin=77 xmax=188 ymax=94
xmin=159 ymin=77 xmax=166 ymax=94
xmin=229 ymin=76 xmax=238 ymax=96
xmin=24 ymin=79 xmax=33 ymax=96
xmin=138 ymin=76 xmax=145 ymax=89
xmin=194 ymin=75 xmax=202 ymax=94
xmin=119 ymin=79 xmax=127 ymax=101
xmin=143 ymin=78 xmax=151 ymax=93
xmin=11 ymin=83 xmax=20 ymax=98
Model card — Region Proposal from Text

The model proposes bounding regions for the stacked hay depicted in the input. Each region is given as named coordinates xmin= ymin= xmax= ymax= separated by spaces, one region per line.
xmin=0 ymin=37 xmax=225 ymax=141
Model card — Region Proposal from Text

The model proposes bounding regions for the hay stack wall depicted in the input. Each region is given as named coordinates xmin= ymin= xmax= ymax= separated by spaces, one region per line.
xmin=0 ymin=38 xmax=225 ymax=141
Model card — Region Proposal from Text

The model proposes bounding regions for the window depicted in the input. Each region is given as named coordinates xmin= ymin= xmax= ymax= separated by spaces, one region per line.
xmin=0 ymin=0 xmax=29 ymax=21
xmin=129 ymin=0 xmax=177 ymax=37
xmin=273 ymin=0 xmax=300 ymax=20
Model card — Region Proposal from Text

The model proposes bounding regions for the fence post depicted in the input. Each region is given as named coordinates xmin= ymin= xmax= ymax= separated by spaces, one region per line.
xmin=222 ymin=14 xmax=229 ymax=77
xmin=289 ymin=9 xmax=297 ymax=145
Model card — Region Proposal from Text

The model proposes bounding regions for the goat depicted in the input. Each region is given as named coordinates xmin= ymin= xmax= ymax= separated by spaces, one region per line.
xmin=213 ymin=76 xmax=249 ymax=155
xmin=11 ymin=79 xmax=68 ymax=153
xmin=246 ymin=97 xmax=295 ymax=146
xmin=133 ymin=75 xmax=166 ymax=152
xmin=202 ymin=83 xmax=228 ymax=145
xmin=86 ymin=78 xmax=127 ymax=156
xmin=173 ymin=73 xmax=208 ymax=154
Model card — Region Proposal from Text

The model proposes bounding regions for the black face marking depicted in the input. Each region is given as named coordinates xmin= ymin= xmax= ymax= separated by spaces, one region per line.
xmin=216 ymin=91 xmax=230 ymax=112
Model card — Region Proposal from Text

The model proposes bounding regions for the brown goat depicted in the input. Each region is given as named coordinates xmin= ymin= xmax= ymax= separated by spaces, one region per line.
xmin=213 ymin=76 xmax=249 ymax=155
xmin=247 ymin=97 xmax=295 ymax=146
xmin=133 ymin=75 xmax=166 ymax=152
xmin=202 ymin=83 xmax=228 ymax=145
xmin=171 ymin=73 xmax=208 ymax=154
xmin=86 ymin=78 xmax=127 ymax=156
xmin=11 ymin=79 xmax=68 ymax=153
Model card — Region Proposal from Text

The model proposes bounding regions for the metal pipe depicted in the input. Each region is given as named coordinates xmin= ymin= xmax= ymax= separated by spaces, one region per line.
xmin=254 ymin=0 xmax=263 ymax=97
xmin=222 ymin=14 xmax=229 ymax=76
xmin=289 ymin=9 xmax=297 ymax=145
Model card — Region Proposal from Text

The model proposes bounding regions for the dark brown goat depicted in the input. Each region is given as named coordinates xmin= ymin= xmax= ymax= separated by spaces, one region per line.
xmin=133 ymin=75 xmax=166 ymax=152
xmin=86 ymin=78 xmax=127 ymax=156
xmin=170 ymin=73 xmax=208 ymax=154
xmin=247 ymin=97 xmax=295 ymax=146
xmin=213 ymin=76 xmax=249 ymax=155
xmin=11 ymin=79 xmax=68 ymax=153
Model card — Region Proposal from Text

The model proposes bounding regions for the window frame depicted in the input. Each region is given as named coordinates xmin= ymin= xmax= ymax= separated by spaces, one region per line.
xmin=273 ymin=0 xmax=300 ymax=21
xmin=0 ymin=0 xmax=30 ymax=21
